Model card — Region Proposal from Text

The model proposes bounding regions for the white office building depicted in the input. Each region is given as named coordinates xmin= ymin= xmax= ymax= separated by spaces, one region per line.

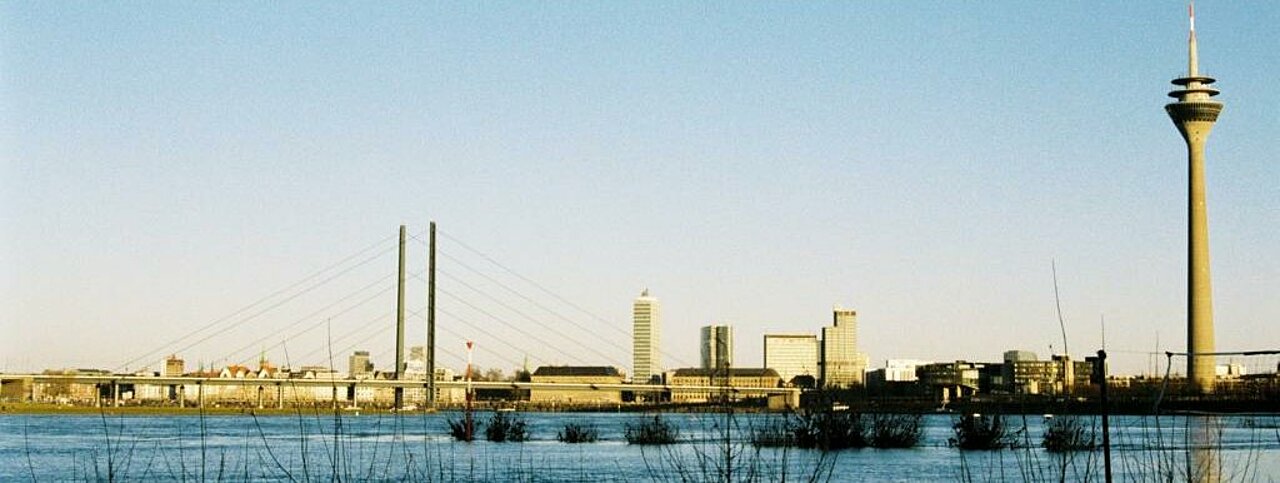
xmin=632 ymin=289 xmax=662 ymax=384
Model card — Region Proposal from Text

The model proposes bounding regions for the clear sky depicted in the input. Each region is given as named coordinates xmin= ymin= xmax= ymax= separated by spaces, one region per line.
xmin=3 ymin=2 xmax=1277 ymax=377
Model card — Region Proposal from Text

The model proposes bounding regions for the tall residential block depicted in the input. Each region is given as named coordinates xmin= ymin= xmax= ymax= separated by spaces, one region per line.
xmin=348 ymin=350 xmax=373 ymax=379
xmin=632 ymin=289 xmax=661 ymax=384
xmin=1166 ymin=4 xmax=1223 ymax=395
xmin=763 ymin=333 xmax=819 ymax=384
xmin=163 ymin=355 xmax=185 ymax=377
xmin=821 ymin=306 xmax=868 ymax=388
xmin=700 ymin=324 xmax=734 ymax=370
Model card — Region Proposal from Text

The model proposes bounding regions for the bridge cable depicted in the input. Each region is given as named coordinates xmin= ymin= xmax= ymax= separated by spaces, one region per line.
xmin=115 ymin=233 xmax=399 ymax=371
xmin=217 ymin=275 xmax=397 ymax=368
xmin=427 ymin=248 xmax=633 ymax=360
xmin=428 ymin=268 xmax=627 ymax=368
xmin=429 ymin=283 xmax=592 ymax=366
xmin=425 ymin=231 xmax=697 ymax=368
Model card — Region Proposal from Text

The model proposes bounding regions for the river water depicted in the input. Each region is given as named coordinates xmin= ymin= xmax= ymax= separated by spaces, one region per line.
xmin=1 ymin=411 xmax=1276 ymax=481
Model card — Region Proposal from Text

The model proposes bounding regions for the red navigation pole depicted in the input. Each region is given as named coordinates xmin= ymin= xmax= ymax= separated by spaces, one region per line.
xmin=465 ymin=340 xmax=475 ymax=441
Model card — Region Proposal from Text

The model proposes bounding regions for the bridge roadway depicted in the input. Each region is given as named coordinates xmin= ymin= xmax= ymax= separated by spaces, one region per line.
xmin=4 ymin=374 xmax=801 ymax=409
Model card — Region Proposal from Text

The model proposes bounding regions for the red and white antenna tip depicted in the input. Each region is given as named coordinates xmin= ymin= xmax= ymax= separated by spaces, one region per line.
xmin=1189 ymin=2 xmax=1196 ymax=32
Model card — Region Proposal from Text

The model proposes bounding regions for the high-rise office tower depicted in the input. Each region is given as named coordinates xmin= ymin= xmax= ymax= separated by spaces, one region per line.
xmin=700 ymin=324 xmax=734 ymax=370
xmin=1166 ymin=4 xmax=1223 ymax=394
xmin=821 ymin=306 xmax=867 ymax=387
xmin=763 ymin=333 xmax=819 ymax=384
xmin=632 ymin=289 xmax=661 ymax=384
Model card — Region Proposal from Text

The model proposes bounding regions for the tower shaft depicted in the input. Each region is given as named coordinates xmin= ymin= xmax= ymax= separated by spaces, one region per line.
xmin=1184 ymin=120 xmax=1216 ymax=393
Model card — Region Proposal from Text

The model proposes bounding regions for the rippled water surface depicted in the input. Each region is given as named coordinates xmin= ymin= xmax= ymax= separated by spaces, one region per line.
xmin=2 ymin=412 xmax=1277 ymax=481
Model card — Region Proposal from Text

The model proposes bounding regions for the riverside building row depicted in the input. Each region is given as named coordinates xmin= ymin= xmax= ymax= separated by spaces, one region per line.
xmin=7 ymin=352 xmax=1276 ymax=408
xmin=9 ymin=351 xmax=466 ymax=407
xmin=10 ymin=285 xmax=1275 ymax=406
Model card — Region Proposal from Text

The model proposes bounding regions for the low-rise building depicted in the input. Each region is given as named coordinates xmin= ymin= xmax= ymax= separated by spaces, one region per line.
xmin=1003 ymin=353 xmax=1093 ymax=395
xmin=529 ymin=366 xmax=625 ymax=405
xmin=668 ymin=368 xmax=781 ymax=403
xmin=1 ymin=376 xmax=32 ymax=402
xmin=433 ymin=368 xmax=466 ymax=404
xmin=1216 ymin=363 xmax=1246 ymax=378
xmin=916 ymin=361 xmax=984 ymax=402
xmin=33 ymin=368 xmax=110 ymax=404
xmin=883 ymin=359 xmax=927 ymax=382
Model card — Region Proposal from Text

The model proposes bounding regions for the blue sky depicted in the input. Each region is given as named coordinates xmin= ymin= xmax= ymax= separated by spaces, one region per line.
xmin=3 ymin=2 xmax=1277 ymax=376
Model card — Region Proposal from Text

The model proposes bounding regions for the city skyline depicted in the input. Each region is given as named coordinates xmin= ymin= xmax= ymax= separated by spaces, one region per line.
xmin=3 ymin=3 xmax=1278 ymax=375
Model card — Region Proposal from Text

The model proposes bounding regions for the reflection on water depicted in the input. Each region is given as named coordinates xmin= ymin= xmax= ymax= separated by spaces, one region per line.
xmin=1188 ymin=414 xmax=1220 ymax=483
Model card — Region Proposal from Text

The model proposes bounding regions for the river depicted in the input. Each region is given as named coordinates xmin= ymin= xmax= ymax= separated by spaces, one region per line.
xmin=1 ymin=411 xmax=1277 ymax=481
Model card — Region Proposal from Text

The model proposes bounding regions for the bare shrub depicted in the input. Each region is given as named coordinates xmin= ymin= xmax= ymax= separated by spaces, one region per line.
xmin=870 ymin=413 xmax=923 ymax=449
xmin=950 ymin=413 xmax=1009 ymax=450
xmin=625 ymin=415 xmax=679 ymax=445
xmin=557 ymin=422 xmax=598 ymax=443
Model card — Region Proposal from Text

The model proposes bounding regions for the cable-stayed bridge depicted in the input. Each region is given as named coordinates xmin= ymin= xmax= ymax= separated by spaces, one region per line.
xmin=111 ymin=224 xmax=639 ymax=381
xmin=5 ymin=224 xmax=799 ymax=409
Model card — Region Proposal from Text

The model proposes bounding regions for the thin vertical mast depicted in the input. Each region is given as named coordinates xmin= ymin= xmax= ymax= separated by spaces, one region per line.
xmin=394 ymin=225 xmax=407 ymax=409
xmin=426 ymin=221 xmax=437 ymax=408
xmin=1188 ymin=2 xmax=1198 ymax=77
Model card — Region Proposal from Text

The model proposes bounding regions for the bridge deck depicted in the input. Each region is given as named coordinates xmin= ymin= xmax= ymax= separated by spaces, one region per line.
xmin=6 ymin=374 xmax=799 ymax=396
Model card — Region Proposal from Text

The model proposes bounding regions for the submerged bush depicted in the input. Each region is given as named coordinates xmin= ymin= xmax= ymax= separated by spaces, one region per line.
xmin=870 ymin=413 xmax=923 ymax=449
xmin=753 ymin=411 xmax=922 ymax=450
xmin=793 ymin=408 xmax=867 ymax=450
xmin=557 ymin=422 xmax=599 ymax=443
xmin=447 ymin=418 xmax=477 ymax=442
xmin=751 ymin=418 xmax=797 ymax=448
xmin=625 ymin=415 xmax=679 ymax=445
xmin=1042 ymin=416 xmax=1096 ymax=452
xmin=485 ymin=411 xmax=529 ymax=442
xmin=950 ymin=413 xmax=1009 ymax=450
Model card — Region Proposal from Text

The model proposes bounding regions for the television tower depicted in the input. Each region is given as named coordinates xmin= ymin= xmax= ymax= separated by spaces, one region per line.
xmin=1165 ymin=2 xmax=1223 ymax=394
